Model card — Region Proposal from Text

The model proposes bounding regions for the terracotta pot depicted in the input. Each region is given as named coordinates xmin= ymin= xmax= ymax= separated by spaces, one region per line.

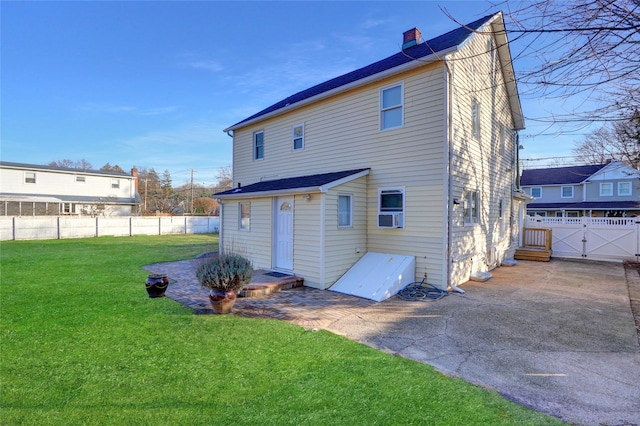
xmin=209 ymin=289 xmax=237 ymax=314
xmin=146 ymin=274 xmax=169 ymax=298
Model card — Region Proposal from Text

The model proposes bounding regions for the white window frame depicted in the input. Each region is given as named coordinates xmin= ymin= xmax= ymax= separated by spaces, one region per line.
xmin=618 ymin=181 xmax=632 ymax=196
xmin=239 ymin=202 xmax=250 ymax=231
xmin=530 ymin=187 xmax=542 ymax=199
xmin=75 ymin=175 xmax=86 ymax=183
xmin=338 ymin=194 xmax=352 ymax=228
xmin=471 ymin=99 xmax=481 ymax=140
xmin=253 ymin=131 xmax=264 ymax=161
xmin=292 ymin=124 xmax=304 ymax=151
xmin=561 ymin=186 xmax=574 ymax=198
xmin=62 ymin=203 xmax=73 ymax=214
xmin=463 ymin=190 xmax=480 ymax=225
xmin=24 ymin=172 xmax=36 ymax=184
xmin=380 ymin=83 xmax=404 ymax=131
xmin=600 ymin=182 xmax=613 ymax=196
xmin=111 ymin=179 xmax=120 ymax=189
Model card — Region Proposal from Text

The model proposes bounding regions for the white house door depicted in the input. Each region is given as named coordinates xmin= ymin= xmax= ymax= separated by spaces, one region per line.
xmin=274 ymin=197 xmax=294 ymax=271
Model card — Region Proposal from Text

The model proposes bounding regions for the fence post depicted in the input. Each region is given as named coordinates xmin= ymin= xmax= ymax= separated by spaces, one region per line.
xmin=184 ymin=216 xmax=187 ymax=234
xmin=96 ymin=217 xmax=99 ymax=237
xmin=12 ymin=216 xmax=16 ymax=240
xmin=158 ymin=217 xmax=162 ymax=235
xmin=129 ymin=217 xmax=133 ymax=237
xmin=57 ymin=216 xmax=61 ymax=239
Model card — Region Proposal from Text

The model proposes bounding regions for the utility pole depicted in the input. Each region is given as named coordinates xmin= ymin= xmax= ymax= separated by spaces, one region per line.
xmin=190 ymin=169 xmax=195 ymax=215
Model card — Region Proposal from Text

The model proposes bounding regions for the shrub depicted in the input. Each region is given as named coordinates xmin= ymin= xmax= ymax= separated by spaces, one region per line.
xmin=196 ymin=253 xmax=253 ymax=292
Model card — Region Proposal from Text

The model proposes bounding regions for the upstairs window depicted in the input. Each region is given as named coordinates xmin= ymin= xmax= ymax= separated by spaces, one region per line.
xmin=379 ymin=189 xmax=404 ymax=213
xmin=239 ymin=202 xmax=250 ymax=230
xmin=292 ymin=124 xmax=304 ymax=150
xmin=618 ymin=181 xmax=632 ymax=196
xmin=471 ymin=99 xmax=481 ymax=140
xmin=111 ymin=179 xmax=120 ymax=189
xmin=75 ymin=176 xmax=86 ymax=183
xmin=600 ymin=182 xmax=613 ymax=196
xmin=338 ymin=194 xmax=352 ymax=228
xmin=464 ymin=191 xmax=480 ymax=224
xmin=254 ymin=131 xmax=264 ymax=160
xmin=530 ymin=187 xmax=542 ymax=199
xmin=25 ymin=172 xmax=36 ymax=184
xmin=380 ymin=84 xmax=403 ymax=130
xmin=561 ymin=186 xmax=574 ymax=198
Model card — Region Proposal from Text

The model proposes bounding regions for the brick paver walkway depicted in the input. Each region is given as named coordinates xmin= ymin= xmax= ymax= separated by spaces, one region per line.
xmin=143 ymin=257 xmax=376 ymax=329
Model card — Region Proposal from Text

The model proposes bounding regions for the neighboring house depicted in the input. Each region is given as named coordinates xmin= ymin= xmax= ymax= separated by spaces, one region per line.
xmin=521 ymin=161 xmax=640 ymax=217
xmin=0 ymin=161 xmax=141 ymax=216
xmin=215 ymin=12 xmax=526 ymax=293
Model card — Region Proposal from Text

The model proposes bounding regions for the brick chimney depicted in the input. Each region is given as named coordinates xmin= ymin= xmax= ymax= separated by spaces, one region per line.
xmin=131 ymin=167 xmax=139 ymax=191
xmin=402 ymin=27 xmax=421 ymax=50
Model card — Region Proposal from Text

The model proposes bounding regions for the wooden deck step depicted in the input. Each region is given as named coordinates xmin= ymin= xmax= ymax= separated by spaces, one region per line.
xmin=514 ymin=248 xmax=552 ymax=262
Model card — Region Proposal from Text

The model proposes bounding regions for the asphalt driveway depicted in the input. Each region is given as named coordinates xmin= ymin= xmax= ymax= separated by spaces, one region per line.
xmin=327 ymin=259 xmax=640 ymax=425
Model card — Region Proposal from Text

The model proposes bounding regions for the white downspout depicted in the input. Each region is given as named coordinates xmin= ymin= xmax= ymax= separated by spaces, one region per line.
xmin=217 ymin=200 xmax=224 ymax=254
xmin=445 ymin=57 xmax=465 ymax=294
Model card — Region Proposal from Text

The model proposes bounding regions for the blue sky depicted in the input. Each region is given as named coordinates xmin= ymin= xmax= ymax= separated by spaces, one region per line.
xmin=2 ymin=1 xmax=585 ymax=185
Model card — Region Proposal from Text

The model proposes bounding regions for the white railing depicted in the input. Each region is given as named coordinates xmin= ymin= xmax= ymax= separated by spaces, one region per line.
xmin=0 ymin=215 xmax=219 ymax=241
xmin=524 ymin=216 xmax=639 ymax=261
xmin=527 ymin=216 xmax=637 ymax=226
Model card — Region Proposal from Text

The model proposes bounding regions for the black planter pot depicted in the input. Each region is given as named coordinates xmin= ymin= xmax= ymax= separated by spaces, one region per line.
xmin=146 ymin=274 xmax=169 ymax=298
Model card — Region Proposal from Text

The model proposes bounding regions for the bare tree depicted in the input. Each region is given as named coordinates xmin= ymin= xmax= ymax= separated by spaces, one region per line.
xmin=213 ymin=165 xmax=233 ymax=193
xmin=100 ymin=163 xmax=125 ymax=173
xmin=48 ymin=159 xmax=93 ymax=170
xmin=573 ymin=112 xmax=640 ymax=168
xmin=495 ymin=0 xmax=640 ymax=124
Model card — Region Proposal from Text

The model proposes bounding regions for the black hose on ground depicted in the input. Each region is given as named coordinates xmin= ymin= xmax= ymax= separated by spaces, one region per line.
xmin=397 ymin=279 xmax=448 ymax=301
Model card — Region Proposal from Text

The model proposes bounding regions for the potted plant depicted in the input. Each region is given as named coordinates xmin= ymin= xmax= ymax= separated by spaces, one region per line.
xmin=145 ymin=273 xmax=169 ymax=298
xmin=196 ymin=253 xmax=253 ymax=314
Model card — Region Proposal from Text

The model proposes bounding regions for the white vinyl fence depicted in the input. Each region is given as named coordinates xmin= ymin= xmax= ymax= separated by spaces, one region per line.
xmin=526 ymin=216 xmax=640 ymax=262
xmin=0 ymin=216 xmax=219 ymax=241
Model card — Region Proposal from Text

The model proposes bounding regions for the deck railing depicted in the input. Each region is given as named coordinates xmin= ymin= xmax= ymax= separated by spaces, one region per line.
xmin=522 ymin=227 xmax=552 ymax=251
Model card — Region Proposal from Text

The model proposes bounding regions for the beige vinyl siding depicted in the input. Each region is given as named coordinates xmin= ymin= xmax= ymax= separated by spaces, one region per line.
xmin=448 ymin=26 xmax=520 ymax=284
xmin=232 ymin=65 xmax=445 ymax=185
xmin=231 ymin=63 xmax=449 ymax=286
xmin=323 ymin=178 xmax=368 ymax=288
xmin=293 ymin=194 xmax=322 ymax=288
xmin=221 ymin=197 xmax=272 ymax=269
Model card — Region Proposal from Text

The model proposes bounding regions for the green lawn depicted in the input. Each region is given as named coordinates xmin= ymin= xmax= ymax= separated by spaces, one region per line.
xmin=1 ymin=234 xmax=564 ymax=425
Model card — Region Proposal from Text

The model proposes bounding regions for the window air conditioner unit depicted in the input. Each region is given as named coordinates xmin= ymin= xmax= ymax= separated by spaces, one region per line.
xmin=378 ymin=212 xmax=404 ymax=228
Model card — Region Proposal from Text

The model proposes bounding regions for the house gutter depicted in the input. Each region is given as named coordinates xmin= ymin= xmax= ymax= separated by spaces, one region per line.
xmin=444 ymin=56 xmax=465 ymax=295
xmin=215 ymin=169 xmax=370 ymax=200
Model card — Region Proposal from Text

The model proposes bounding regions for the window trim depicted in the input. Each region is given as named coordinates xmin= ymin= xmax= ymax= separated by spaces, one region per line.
xmin=530 ymin=187 xmax=542 ymax=199
xmin=337 ymin=194 xmax=353 ymax=228
xmin=253 ymin=131 xmax=264 ymax=161
xmin=239 ymin=202 xmax=250 ymax=231
xmin=561 ymin=186 xmax=574 ymax=198
xmin=379 ymin=83 xmax=404 ymax=131
xmin=600 ymin=182 xmax=613 ymax=197
xmin=24 ymin=172 xmax=36 ymax=184
xmin=111 ymin=179 xmax=120 ymax=189
xmin=463 ymin=190 xmax=480 ymax=225
xmin=471 ymin=98 xmax=481 ymax=141
xmin=292 ymin=124 xmax=304 ymax=151
xmin=618 ymin=181 xmax=632 ymax=196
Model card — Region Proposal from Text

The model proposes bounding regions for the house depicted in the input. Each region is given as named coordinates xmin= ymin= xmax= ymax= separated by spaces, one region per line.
xmin=215 ymin=12 xmax=526 ymax=295
xmin=0 ymin=161 xmax=141 ymax=216
xmin=521 ymin=161 xmax=640 ymax=217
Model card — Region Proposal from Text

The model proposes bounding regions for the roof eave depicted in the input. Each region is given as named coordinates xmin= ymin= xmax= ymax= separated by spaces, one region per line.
xmin=491 ymin=13 xmax=525 ymax=130
xmin=215 ymin=186 xmax=324 ymax=200
xmin=223 ymin=49 xmax=458 ymax=133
